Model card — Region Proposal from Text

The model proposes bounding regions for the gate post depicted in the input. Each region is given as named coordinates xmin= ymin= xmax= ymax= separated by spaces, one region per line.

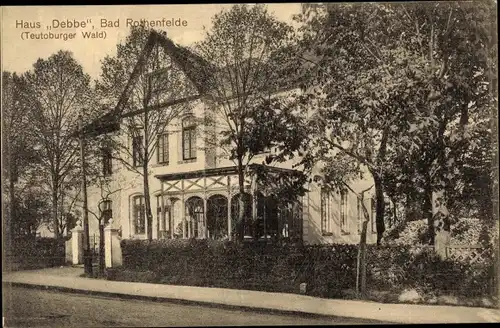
xmin=104 ymin=219 xmax=122 ymax=268
xmin=71 ymin=224 xmax=84 ymax=265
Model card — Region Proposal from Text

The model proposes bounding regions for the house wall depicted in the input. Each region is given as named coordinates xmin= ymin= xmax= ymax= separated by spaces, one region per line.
xmin=87 ymin=99 xmax=209 ymax=239
xmin=87 ymin=95 xmax=378 ymax=245
xmin=303 ymin=175 xmax=378 ymax=245
xmin=86 ymin=70 xmax=376 ymax=244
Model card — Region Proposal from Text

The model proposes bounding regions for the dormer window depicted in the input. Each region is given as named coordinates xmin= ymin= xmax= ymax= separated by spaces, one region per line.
xmin=148 ymin=67 xmax=170 ymax=97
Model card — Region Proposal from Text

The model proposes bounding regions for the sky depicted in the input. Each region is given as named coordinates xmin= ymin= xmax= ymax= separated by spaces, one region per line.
xmin=1 ymin=4 xmax=302 ymax=80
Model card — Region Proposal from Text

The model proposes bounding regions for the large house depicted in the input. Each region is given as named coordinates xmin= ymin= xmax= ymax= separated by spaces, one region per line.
xmin=85 ymin=30 xmax=382 ymax=245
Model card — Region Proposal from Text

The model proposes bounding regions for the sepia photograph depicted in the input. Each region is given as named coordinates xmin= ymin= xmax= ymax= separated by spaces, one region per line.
xmin=1 ymin=2 xmax=499 ymax=326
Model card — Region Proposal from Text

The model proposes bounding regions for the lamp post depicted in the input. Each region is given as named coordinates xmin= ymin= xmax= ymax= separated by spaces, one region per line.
xmin=98 ymin=199 xmax=108 ymax=275
xmin=79 ymin=114 xmax=93 ymax=275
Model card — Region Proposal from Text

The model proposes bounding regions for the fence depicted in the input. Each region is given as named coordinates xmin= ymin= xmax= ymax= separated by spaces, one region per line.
xmin=445 ymin=244 xmax=492 ymax=265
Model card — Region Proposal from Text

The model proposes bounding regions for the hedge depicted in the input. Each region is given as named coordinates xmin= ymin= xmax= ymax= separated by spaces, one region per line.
xmin=115 ymin=239 xmax=495 ymax=300
xmin=5 ymin=237 xmax=67 ymax=270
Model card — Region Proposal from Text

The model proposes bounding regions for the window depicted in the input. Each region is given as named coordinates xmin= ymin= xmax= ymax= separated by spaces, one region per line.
xmin=340 ymin=190 xmax=348 ymax=233
xmin=157 ymin=133 xmax=169 ymax=164
xmin=186 ymin=197 xmax=204 ymax=238
xmin=148 ymin=46 xmax=171 ymax=98
xmin=156 ymin=194 xmax=168 ymax=233
xmin=148 ymin=67 xmax=170 ymax=97
xmin=182 ymin=117 xmax=197 ymax=160
xmin=132 ymin=195 xmax=145 ymax=235
xmin=101 ymin=200 xmax=112 ymax=225
xmin=132 ymin=136 xmax=143 ymax=167
xmin=320 ymin=188 xmax=333 ymax=235
xmin=102 ymin=147 xmax=112 ymax=176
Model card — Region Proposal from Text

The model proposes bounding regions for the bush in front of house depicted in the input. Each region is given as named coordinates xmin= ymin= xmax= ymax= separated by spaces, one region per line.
xmin=366 ymin=245 xmax=495 ymax=299
xmin=117 ymin=239 xmax=495 ymax=302
xmin=119 ymin=239 xmax=358 ymax=297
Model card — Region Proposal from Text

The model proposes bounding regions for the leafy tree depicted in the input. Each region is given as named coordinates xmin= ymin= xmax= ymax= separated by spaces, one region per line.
xmin=381 ymin=1 xmax=497 ymax=244
xmin=96 ymin=26 xmax=195 ymax=241
xmin=2 ymin=71 xmax=45 ymax=240
xmin=293 ymin=1 xmax=497 ymax=245
xmin=293 ymin=3 xmax=412 ymax=244
xmin=21 ymin=50 xmax=96 ymax=239
xmin=195 ymin=4 xmax=309 ymax=241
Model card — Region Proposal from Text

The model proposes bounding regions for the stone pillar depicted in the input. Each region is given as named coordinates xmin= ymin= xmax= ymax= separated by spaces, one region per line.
xmin=104 ymin=220 xmax=122 ymax=268
xmin=65 ymin=238 xmax=73 ymax=264
xmin=71 ymin=224 xmax=84 ymax=265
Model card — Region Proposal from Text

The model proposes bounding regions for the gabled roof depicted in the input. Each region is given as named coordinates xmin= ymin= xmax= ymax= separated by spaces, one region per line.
xmin=82 ymin=30 xmax=212 ymax=137
xmin=82 ymin=30 xmax=301 ymax=137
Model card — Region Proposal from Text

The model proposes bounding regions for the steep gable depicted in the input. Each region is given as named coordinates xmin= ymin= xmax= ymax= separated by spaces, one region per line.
xmin=83 ymin=31 xmax=211 ymax=136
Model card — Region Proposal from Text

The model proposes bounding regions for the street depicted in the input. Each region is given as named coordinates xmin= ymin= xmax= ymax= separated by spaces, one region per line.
xmin=2 ymin=285 xmax=386 ymax=327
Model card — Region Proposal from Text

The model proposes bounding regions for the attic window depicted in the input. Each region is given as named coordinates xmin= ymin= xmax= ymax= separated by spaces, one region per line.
xmin=148 ymin=67 xmax=170 ymax=96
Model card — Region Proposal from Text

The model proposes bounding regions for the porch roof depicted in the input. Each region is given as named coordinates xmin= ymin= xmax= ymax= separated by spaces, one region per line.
xmin=154 ymin=163 xmax=298 ymax=182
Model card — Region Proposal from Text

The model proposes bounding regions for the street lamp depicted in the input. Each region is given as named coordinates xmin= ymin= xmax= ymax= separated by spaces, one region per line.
xmin=97 ymin=199 xmax=110 ymax=275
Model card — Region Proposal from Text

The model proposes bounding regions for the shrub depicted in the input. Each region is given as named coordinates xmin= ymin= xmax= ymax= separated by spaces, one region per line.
xmin=366 ymin=245 xmax=495 ymax=298
xmin=119 ymin=240 xmax=358 ymax=298
xmin=6 ymin=237 xmax=66 ymax=270
xmin=118 ymin=239 xmax=494 ymax=301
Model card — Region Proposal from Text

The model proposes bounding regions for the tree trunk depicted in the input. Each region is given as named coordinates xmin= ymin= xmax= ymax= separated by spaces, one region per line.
xmin=373 ymin=175 xmax=385 ymax=245
xmin=52 ymin=185 xmax=60 ymax=239
xmin=356 ymin=191 xmax=371 ymax=298
xmin=237 ymin=157 xmax=246 ymax=242
xmin=143 ymin=163 xmax=153 ymax=241
xmin=99 ymin=219 xmax=105 ymax=276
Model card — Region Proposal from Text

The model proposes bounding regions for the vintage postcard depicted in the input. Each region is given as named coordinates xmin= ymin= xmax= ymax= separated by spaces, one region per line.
xmin=2 ymin=3 xmax=499 ymax=326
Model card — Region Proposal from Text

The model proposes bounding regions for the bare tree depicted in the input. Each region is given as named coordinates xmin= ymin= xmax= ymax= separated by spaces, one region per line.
xmin=96 ymin=27 xmax=196 ymax=241
xmin=194 ymin=4 xmax=298 ymax=241
xmin=21 ymin=50 xmax=96 ymax=239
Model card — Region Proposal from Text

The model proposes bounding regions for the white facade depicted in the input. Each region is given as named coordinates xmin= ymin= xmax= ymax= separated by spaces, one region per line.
xmin=86 ymin=33 xmax=379 ymax=245
xmin=86 ymin=96 xmax=379 ymax=244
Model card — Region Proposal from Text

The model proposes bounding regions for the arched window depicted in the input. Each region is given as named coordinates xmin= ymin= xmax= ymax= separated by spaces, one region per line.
xmin=182 ymin=117 xmax=197 ymax=160
xmin=132 ymin=195 xmax=145 ymax=235
xmin=185 ymin=196 xmax=204 ymax=238
xmin=156 ymin=194 xmax=168 ymax=237
xmin=231 ymin=193 xmax=253 ymax=238
xmin=207 ymin=195 xmax=228 ymax=240
xmin=321 ymin=188 xmax=335 ymax=235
